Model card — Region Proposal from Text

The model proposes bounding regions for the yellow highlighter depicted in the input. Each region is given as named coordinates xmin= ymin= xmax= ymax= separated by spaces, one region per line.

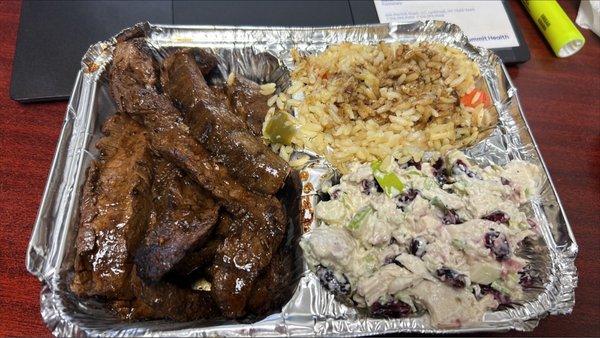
xmin=522 ymin=0 xmax=585 ymax=57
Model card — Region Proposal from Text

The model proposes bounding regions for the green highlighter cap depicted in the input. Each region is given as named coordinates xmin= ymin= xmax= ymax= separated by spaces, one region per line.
xmin=522 ymin=0 xmax=585 ymax=57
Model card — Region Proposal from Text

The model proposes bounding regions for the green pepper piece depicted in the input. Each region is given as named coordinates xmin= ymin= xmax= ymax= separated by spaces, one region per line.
xmin=264 ymin=112 xmax=297 ymax=145
xmin=371 ymin=161 xmax=404 ymax=197
xmin=347 ymin=206 xmax=373 ymax=230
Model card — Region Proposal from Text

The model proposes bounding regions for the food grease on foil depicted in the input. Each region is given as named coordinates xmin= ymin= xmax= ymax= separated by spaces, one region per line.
xmin=26 ymin=21 xmax=577 ymax=336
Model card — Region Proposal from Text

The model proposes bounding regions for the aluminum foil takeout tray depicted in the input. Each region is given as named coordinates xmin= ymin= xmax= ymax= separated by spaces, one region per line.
xmin=26 ymin=21 xmax=578 ymax=336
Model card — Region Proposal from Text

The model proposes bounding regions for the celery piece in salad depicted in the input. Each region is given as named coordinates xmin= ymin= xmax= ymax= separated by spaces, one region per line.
xmin=347 ymin=206 xmax=373 ymax=230
xmin=371 ymin=161 xmax=404 ymax=197
xmin=490 ymin=279 xmax=512 ymax=296
xmin=264 ymin=112 xmax=297 ymax=145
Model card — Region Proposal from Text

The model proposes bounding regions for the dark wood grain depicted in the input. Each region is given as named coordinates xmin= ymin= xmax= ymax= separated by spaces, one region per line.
xmin=0 ymin=0 xmax=598 ymax=336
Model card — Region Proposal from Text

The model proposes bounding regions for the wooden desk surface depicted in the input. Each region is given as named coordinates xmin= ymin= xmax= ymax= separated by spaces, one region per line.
xmin=0 ymin=0 xmax=598 ymax=336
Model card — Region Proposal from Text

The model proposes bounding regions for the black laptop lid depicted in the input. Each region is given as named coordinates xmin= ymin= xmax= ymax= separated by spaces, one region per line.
xmin=174 ymin=0 xmax=353 ymax=26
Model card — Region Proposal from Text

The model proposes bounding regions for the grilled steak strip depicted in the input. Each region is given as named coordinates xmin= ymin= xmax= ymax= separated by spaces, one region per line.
xmin=135 ymin=158 xmax=220 ymax=282
xmin=246 ymin=246 xmax=295 ymax=316
xmin=246 ymin=171 xmax=302 ymax=315
xmin=208 ymin=212 xmax=284 ymax=317
xmin=209 ymin=162 xmax=301 ymax=317
xmin=109 ymin=39 xmax=288 ymax=317
xmin=71 ymin=114 xmax=153 ymax=299
xmin=226 ymin=73 xmax=271 ymax=136
xmin=161 ymin=51 xmax=290 ymax=196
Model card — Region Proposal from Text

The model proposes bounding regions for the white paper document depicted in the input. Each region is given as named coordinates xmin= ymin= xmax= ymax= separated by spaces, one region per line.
xmin=374 ymin=0 xmax=520 ymax=49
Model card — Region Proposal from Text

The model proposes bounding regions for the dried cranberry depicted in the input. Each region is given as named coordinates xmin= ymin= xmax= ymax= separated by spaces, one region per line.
xmin=315 ymin=265 xmax=351 ymax=295
xmin=360 ymin=178 xmax=384 ymax=194
xmin=432 ymin=158 xmax=449 ymax=185
xmin=370 ymin=299 xmax=412 ymax=318
xmin=398 ymin=188 xmax=418 ymax=204
xmin=400 ymin=159 xmax=422 ymax=170
xmin=482 ymin=211 xmax=510 ymax=224
xmin=397 ymin=189 xmax=419 ymax=210
xmin=435 ymin=267 xmax=467 ymax=288
xmin=432 ymin=157 xmax=444 ymax=171
xmin=442 ymin=209 xmax=462 ymax=225
xmin=484 ymin=230 xmax=499 ymax=246
xmin=360 ymin=179 xmax=374 ymax=195
xmin=452 ymin=159 xmax=480 ymax=179
xmin=484 ymin=230 xmax=510 ymax=261
xmin=410 ymin=237 xmax=427 ymax=258
xmin=384 ymin=256 xmax=404 ymax=267
xmin=480 ymin=284 xmax=511 ymax=305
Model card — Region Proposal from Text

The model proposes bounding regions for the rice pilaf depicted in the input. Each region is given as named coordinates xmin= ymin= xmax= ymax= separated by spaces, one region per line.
xmin=265 ymin=42 xmax=496 ymax=173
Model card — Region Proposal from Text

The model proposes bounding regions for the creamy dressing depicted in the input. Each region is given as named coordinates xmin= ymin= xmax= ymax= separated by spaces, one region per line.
xmin=300 ymin=151 xmax=540 ymax=328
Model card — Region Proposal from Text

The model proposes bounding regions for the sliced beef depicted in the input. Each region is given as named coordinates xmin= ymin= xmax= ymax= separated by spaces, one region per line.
xmin=109 ymin=39 xmax=284 ymax=229
xmin=109 ymin=39 xmax=289 ymax=318
xmin=135 ymin=158 xmax=220 ymax=282
xmin=210 ymin=213 xmax=268 ymax=317
xmin=213 ymin=211 xmax=240 ymax=238
xmin=110 ymin=298 xmax=156 ymax=320
xmin=227 ymin=73 xmax=270 ymax=136
xmin=245 ymin=171 xmax=302 ymax=316
xmin=151 ymin=123 xmax=284 ymax=227
xmin=170 ymin=238 xmax=220 ymax=278
xmin=171 ymin=212 xmax=239 ymax=278
xmin=71 ymin=114 xmax=153 ymax=299
xmin=211 ymin=172 xmax=300 ymax=317
xmin=111 ymin=272 xmax=218 ymax=321
xmin=161 ymin=51 xmax=290 ymax=196
xmin=162 ymin=48 xmax=218 ymax=77
xmin=246 ymin=246 xmax=295 ymax=316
